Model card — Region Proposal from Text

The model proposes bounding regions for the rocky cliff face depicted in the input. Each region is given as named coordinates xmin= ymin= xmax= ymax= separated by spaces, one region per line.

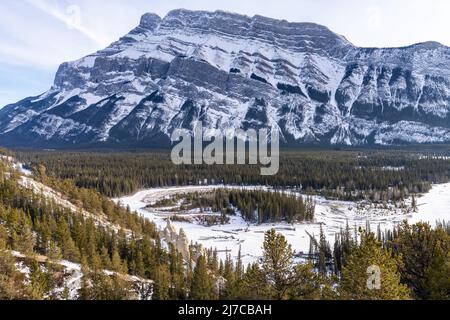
xmin=1 ymin=9 xmax=450 ymax=148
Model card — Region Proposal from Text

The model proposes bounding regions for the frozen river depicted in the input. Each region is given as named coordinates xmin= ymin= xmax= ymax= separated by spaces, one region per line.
xmin=117 ymin=184 xmax=450 ymax=265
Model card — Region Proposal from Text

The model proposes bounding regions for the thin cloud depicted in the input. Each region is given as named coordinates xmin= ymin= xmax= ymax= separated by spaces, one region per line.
xmin=25 ymin=0 xmax=108 ymax=46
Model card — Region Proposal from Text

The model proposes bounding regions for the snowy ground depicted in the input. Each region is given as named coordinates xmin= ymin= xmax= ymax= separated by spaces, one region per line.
xmin=118 ymin=184 xmax=450 ymax=266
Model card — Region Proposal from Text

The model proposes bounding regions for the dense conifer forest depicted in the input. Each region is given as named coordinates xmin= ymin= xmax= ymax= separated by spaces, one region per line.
xmin=0 ymin=149 xmax=448 ymax=300
xmin=151 ymin=189 xmax=316 ymax=223
xmin=16 ymin=150 xmax=450 ymax=202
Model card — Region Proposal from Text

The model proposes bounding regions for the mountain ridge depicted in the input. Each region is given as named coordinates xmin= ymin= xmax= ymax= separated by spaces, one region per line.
xmin=2 ymin=9 xmax=450 ymax=148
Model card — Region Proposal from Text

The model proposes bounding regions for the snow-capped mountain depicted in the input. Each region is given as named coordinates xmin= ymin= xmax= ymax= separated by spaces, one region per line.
xmin=2 ymin=9 xmax=450 ymax=148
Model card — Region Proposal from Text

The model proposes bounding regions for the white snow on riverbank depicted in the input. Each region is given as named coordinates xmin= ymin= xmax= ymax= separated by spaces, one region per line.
xmin=411 ymin=183 xmax=450 ymax=225
xmin=117 ymin=184 xmax=450 ymax=266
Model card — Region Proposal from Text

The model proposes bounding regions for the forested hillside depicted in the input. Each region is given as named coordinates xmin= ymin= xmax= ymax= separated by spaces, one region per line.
xmin=1 ymin=152 xmax=448 ymax=300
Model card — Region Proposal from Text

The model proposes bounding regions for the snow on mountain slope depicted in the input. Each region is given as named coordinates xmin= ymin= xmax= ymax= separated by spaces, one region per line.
xmin=1 ymin=9 xmax=450 ymax=147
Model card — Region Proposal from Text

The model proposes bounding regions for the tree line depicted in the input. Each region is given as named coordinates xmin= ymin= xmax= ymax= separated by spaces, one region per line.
xmin=16 ymin=150 xmax=450 ymax=202
xmin=309 ymin=221 xmax=450 ymax=300
xmin=175 ymin=189 xmax=316 ymax=223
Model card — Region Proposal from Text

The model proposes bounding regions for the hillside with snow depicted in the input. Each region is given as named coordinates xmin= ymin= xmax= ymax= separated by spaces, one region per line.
xmin=1 ymin=9 xmax=450 ymax=147
xmin=0 ymin=156 xmax=154 ymax=299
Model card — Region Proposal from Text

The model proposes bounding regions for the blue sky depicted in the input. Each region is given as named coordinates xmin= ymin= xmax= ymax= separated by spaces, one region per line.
xmin=1 ymin=0 xmax=450 ymax=107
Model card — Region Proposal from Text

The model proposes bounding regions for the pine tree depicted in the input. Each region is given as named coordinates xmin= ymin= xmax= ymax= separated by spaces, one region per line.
xmin=261 ymin=229 xmax=295 ymax=300
xmin=29 ymin=260 xmax=52 ymax=300
xmin=100 ymin=246 xmax=112 ymax=270
xmin=47 ymin=240 xmax=62 ymax=261
xmin=411 ymin=195 xmax=418 ymax=212
xmin=235 ymin=263 xmax=271 ymax=300
xmin=168 ymin=244 xmax=186 ymax=299
xmin=91 ymin=252 xmax=103 ymax=272
xmin=111 ymin=250 xmax=125 ymax=273
xmin=221 ymin=254 xmax=236 ymax=299
xmin=0 ymin=250 xmax=29 ymax=299
xmin=62 ymin=285 xmax=70 ymax=300
xmin=210 ymin=249 xmax=219 ymax=276
xmin=392 ymin=222 xmax=449 ymax=299
xmin=0 ymin=224 xmax=8 ymax=250
xmin=15 ymin=225 xmax=36 ymax=256
xmin=152 ymin=265 xmax=171 ymax=300
xmin=190 ymin=255 xmax=214 ymax=300
xmin=235 ymin=246 xmax=244 ymax=281
xmin=424 ymin=242 xmax=450 ymax=300
xmin=288 ymin=262 xmax=336 ymax=300
xmin=60 ymin=226 xmax=80 ymax=263
xmin=340 ymin=233 xmax=410 ymax=300
xmin=78 ymin=256 xmax=91 ymax=300
xmin=134 ymin=251 xmax=145 ymax=278
xmin=317 ymin=226 xmax=331 ymax=275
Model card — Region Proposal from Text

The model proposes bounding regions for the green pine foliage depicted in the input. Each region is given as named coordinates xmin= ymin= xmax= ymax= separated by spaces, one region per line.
xmin=0 ymin=250 xmax=30 ymax=299
xmin=16 ymin=150 xmax=450 ymax=201
xmin=0 ymin=158 xmax=185 ymax=300
xmin=190 ymin=255 xmax=216 ymax=300
xmin=389 ymin=222 xmax=450 ymax=299
xmin=163 ymin=189 xmax=315 ymax=223
xmin=261 ymin=229 xmax=296 ymax=299
xmin=340 ymin=232 xmax=411 ymax=300
xmin=1 ymin=152 xmax=449 ymax=300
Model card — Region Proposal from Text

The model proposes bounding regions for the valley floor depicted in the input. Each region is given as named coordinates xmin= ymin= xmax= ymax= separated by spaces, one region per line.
xmin=117 ymin=184 xmax=450 ymax=266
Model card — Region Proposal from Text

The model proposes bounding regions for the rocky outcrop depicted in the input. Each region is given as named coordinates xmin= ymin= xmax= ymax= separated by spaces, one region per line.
xmin=161 ymin=220 xmax=191 ymax=261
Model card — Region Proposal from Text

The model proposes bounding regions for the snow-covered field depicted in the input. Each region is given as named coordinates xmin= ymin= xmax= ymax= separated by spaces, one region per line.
xmin=117 ymin=184 xmax=450 ymax=265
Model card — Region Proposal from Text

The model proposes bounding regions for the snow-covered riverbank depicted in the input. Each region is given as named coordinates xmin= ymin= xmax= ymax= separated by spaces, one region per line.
xmin=116 ymin=184 xmax=450 ymax=266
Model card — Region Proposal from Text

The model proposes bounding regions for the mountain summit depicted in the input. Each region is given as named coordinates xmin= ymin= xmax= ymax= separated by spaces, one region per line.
xmin=2 ymin=9 xmax=450 ymax=148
